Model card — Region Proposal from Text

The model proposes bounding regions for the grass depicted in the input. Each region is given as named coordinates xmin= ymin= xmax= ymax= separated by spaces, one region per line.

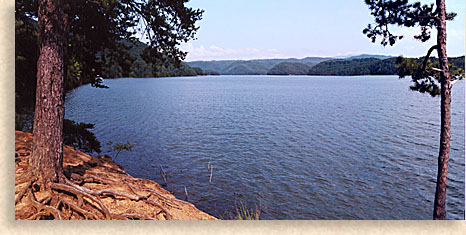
xmin=220 ymin=202 xmax=261 ymax=220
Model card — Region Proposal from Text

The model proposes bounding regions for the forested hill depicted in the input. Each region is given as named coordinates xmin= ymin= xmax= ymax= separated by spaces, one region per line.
xmin=186 ymin=57 xmax=331 ymax=75
xmin=112 ymin=40 xmax=220 ymax=79
xmin=307 ymin=58 xmax=398 ymax=76
xmin=186 ymin=55 xmax=395 ymax=75
xmin=308 ymin=56 xmax=465 ymax=76
xmin=267 ymin=62 xmax=311 ymax=75
xmin=187 ymin=55 xmax=465 ymax=76
xmin=15 ymin=17 xmax=217 ymax=131
xmin=345 ymin=54 xmax=393 ymax=60
xmin=15 ymin=17 xmax=216 ymax=113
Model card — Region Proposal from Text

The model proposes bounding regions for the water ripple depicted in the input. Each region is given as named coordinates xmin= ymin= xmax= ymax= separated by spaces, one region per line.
xmin=65 ymin=76 xmax=464 ymax=220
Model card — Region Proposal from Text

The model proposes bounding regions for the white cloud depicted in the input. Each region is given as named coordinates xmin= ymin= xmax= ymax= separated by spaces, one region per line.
xmin=181 ymin=43 xmax=287 ymax=61
xmin=180 ymin=23 xmax=465 ymax=61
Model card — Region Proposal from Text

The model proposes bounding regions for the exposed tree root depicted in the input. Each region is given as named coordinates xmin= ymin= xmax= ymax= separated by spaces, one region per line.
xmin=15 ymin=175 xmax=178 ymax=220
xmin=15 ymin=177 xmax=35 ymax=205
xmin=60 ymin=197 xmax=98 ymax=219
xmin=142 ymin=187 xmax=183 ymax=209
xmin=16 ymin=162 xmax=172 ymax=219
xmin=15 ymin=131 xmax=216 ymax=220
xmin=70 ymin=172 xmax=119 ymax=186
xmin=27 ymin=188 xmax=63 ymax=220
xmin=50 ymin=181 xmax=112 ymax=219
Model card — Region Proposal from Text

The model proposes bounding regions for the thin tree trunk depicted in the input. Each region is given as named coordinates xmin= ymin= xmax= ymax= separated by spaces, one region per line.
xmin=31 ymin=0 xmax=67 ymax=189
xmin=433 ymin=0 xmax=451 ymax=220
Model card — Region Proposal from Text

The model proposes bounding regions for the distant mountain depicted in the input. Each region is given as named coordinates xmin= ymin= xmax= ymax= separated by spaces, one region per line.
xmin=267 ymin=62 xmax=311 ymax=75
xmin=225 ymin=61 xmax=270 ymax=75
xmin=344 ymin=54 xmax=394 ymax=60
xmin=186 ymin=54 xmax=463 ymax=76
xmin=308 ymin=58 xmax=398 ymax=76
xmin=307 ymin=56 xmax=464 ymax=76
xmin=186 ymin=57 xmax=331 ymax=75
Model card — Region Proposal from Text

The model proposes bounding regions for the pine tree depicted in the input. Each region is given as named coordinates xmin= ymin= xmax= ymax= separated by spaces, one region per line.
xmin=363 ymin=0 xmax=464 ymax=219
xmin=16 ymin=0 xmax=203 ymax=220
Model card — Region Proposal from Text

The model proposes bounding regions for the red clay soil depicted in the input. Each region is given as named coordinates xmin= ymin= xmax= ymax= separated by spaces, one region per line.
xmin=15 ymin=131 xmax=216 ymax=220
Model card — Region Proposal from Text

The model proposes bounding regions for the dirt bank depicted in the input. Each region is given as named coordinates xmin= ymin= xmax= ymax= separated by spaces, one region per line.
xmin=15 ymin=131 xmax=216 ymax=220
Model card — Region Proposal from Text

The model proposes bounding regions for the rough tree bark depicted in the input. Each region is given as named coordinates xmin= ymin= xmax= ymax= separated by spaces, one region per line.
xmin=31 ymin=0 xmax=67 ymax=189
xmin=433 ymin=0 xmax=451 ymax=220
xmin=15 ymin=0 xmax=205 ymax=220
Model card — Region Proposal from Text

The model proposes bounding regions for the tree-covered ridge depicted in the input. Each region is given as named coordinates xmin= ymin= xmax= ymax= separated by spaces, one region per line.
xmin=308 ymin=58 xmax=398 ymax=76
xmin=219 ymin=56 xmax=464 ymax=76
xmin=267 ymin=62 xmax=311 ymax=75
xmin=187 ymin=54 xmax=464 ymax=76
xmin=15 ymin=0 xmax=211 ymax=150
xmin=345 ymin=54 xmax=393 ymax=60
xmin=306 ymin=56 xmax=462 ymax=76
xmin=186 ymin=57 xmax=330 ymax=75
xmin=185 ymin=55 xmax=399 ymax=76
xmin=15 ymin=15 xmax=215 ymax=112
xmin=103 ymin=40 xmax=219 ymax=79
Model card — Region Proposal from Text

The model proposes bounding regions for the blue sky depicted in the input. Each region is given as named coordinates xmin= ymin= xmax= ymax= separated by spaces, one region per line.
xmin=181 ymin=0 xmax=465 ymax=61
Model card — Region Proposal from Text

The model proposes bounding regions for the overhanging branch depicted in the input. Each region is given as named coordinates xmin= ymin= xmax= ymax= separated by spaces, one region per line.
xmin=419 ymin=45 xmax=439 ymax=74
xmin=450 ymin=79 xmax=461 ymax=87
xmin=418 ymin=15 xmax=440 ymax=21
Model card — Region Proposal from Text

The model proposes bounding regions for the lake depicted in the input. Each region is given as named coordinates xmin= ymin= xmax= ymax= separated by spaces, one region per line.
xmin=65 ymin=75 xmax=465 ymax=220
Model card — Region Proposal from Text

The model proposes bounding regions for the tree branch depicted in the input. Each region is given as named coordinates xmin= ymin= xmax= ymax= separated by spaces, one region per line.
xmin=419 ymin=45 xmax=438 ymax=73
xmin=418 ymin=15 xmax=440 ymax=22
xmin=450 ymin=79 xmax=461 ymax=87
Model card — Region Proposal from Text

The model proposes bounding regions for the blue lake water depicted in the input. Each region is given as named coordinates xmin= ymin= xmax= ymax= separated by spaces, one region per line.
xmin=65 ymin=75 xmax=465 ymax=219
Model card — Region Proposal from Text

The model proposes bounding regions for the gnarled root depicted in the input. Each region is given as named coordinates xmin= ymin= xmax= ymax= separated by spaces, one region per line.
xmin=15 ymin=175 xmax=176 ymax=220
xmin=14 ymin=138 xmax=183 ymax=220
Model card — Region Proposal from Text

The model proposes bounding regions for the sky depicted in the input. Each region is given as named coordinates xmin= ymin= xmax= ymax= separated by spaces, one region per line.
xmin=180 ymin=0 xmax=465 ymax=61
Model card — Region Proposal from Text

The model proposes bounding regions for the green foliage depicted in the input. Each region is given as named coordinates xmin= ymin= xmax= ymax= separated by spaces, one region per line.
xmin=15 ymin=0 xmax=207 ymax=129
xmin=63 ymin=119 xmax=102 ymax=154
xmin=368 ymin=57 xmax=399 ymax=75
xmin=203 ymin=70 xmax=221 ymax=76
xmin=106 ymin=141 xmax=134 ymax=160
xmin=187 ymin=57 xmax=330 ymax=75
xmin=363 ymin=0 xmax=456 ymax=46
xmin=188 ymin=54 xmax=464 ymax=77
xmin=65 ymin=56 xmax=83 ymax=92
xmin=308 ymin=58 xmax=398 ymax=76
xmin=98 ymin=39 xmax=214 ymax=78
xmin=268 ymin=62 xmax=311 ymax=75
xmin=137 ymin=1 xmax=204 ymax=66
xmin=449 ymin=56 xmax=465 ymax=69
xmin=15 ymin=0 xmax=204 ymax=91
xmin=15 ymin=113 xmax=103 ymax=155
xmin=154 ymin=62 xmax=199 ymax=77
xmin=345 ymin=54 xmax=393 ymax=60
xmin=363 ymin=1 xmax=464 ymax=97
xmin=226 ymin=62 xmax=270 ymax=75
xmin=364 ymin=0 xmax=462 ymax=220
xmin=234 ymin=202 xmax=260 ymax=220
xmin=220 ymin=202 xmax=261 ymax=220
xmin=396 ymin=56 xmax=464 ymax=97
xmin=306 ymin=55 xmax=463 ymax=79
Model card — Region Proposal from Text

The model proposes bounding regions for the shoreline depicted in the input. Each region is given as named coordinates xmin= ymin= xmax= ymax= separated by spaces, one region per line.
xmin=15 ymin=131 xmax=216 ymax=220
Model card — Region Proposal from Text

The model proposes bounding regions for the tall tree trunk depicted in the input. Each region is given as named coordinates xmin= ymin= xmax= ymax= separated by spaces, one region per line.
xmin=433 ymin=0 xmax=451 ymax=220
xmin=31 ymin=0 xmax=67 ymax=189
